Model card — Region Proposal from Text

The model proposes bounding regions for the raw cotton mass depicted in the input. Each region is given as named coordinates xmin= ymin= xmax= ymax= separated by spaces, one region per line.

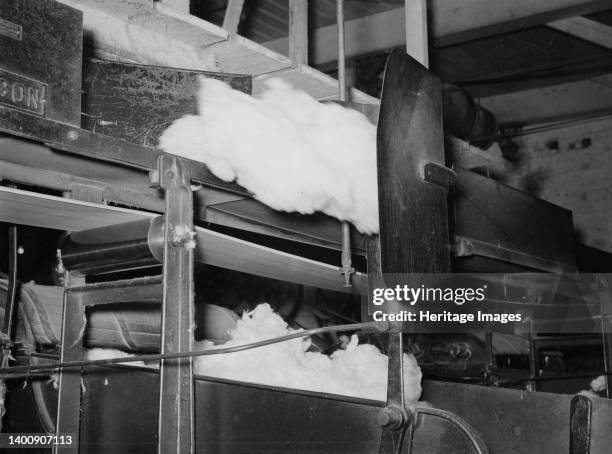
xmin=194 ymin=303 xmax=422 ymax=403
xmin=86 ymin=304 xmax=422 ymax=404
xmin=160 ymin=78 xmax=379 ymax=234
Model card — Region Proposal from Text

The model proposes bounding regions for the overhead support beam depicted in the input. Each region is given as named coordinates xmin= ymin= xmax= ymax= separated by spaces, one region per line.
xmin=479 ymin=80 xmax=612 ymax=125
xmin=434 ymin=0 xmax=612 ymax=48
xmin=222 ymin=0 xmax=246 ymax=34
xmin=265 ymin=8 xmax=405 ymax=68
xmin=289 ymin=0 xmax=308 ymax=65
xmin=548 ymin=17 xmax=612 ymax=50
xmin=264 ymin=0 xmax=611 ymax=65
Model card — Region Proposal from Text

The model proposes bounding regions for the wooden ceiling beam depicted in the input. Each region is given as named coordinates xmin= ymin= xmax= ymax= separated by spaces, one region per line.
xmin=264 ymin=0 xmax=612 ymax=65
xmin=222 ymin=0 xmax=246 ymax=34
xmin=435 ymin=0 xmax=611 ymax=48
xmin=479 ymin=79 xmax=612 ymax=124
xmin=289 ymin=0 xmax=308 ymax=65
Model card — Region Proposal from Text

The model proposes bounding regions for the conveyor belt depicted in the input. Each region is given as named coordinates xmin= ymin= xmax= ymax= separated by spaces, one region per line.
xmin=0 ymin=187 xmax=366 ymax=295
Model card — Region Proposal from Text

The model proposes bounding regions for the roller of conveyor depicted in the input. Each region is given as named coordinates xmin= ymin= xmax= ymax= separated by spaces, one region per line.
xmin=59 ymin=217 xmax=163 ymax=275
xmin=59 ymin=213 xmax=367 ymax=294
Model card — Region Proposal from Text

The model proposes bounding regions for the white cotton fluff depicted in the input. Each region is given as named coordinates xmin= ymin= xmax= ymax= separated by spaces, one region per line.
xmin=590 ymin=375 xmax=607 ymax=393
xmin=159 ymin=77 xmax=379 ymax=234
xmin=194 ymin=303 xmax=422 ymax=403
xmin=86 ymin=347 xmax=152 ymax=368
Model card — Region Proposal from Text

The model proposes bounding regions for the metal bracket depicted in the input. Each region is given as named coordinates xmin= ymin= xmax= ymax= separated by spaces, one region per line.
xmin=155 ymin=154 xmax=195 ymax=454
xmin=423 ymin=162 xmax=456 ymax=192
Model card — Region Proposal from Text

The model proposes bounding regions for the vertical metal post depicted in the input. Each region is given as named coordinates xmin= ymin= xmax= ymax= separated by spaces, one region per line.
xmin=336 ymin=0 xmax=354 ymax=288
xmin=528 ymin=333 xmax=538 ymax=391
xmin=156 ymin=155 xmax=195 ymax=454
xmin=3 ymin=224 xmax=18 ymax=338
xmin=55 ymin=276 xmax=86 ymax=454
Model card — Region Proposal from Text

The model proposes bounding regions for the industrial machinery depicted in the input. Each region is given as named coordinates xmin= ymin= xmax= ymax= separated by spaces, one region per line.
xmin=1 ymin=1 xmax=612 ymax=453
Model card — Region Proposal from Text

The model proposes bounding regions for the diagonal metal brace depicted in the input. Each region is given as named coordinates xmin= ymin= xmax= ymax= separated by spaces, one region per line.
xmin=156 ymin=155 xmax=195 ymax=454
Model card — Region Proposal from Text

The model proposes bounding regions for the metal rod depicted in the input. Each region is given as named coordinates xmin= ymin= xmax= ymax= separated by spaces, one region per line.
xmin=599 ymin=286 xmax=612 ymax=398
xmin=3 ymin=223 xmax=18 ymax=337
xmin=0 ymin=321 xmax=384 ymax=378
xmin=336 ymin=0 xmax=346 ymax=102
xmin=528 ymin=333 xmax=538 ymax=391
xmin=336 ymin=0 xmax=354 ymax=287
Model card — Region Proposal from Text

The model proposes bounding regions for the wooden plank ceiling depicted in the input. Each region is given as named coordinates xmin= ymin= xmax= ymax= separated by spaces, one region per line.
xmin=193 ymin=0 xmax=400 ymax=42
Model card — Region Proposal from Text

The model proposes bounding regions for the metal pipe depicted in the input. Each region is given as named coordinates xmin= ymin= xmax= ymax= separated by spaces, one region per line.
xmin=336 ymin=0 xmax=346 ymax=102
xmin=336 ymin=0 xmax=354 ymax=287
xmin=0 ymin=320 xmax=388 ymax=378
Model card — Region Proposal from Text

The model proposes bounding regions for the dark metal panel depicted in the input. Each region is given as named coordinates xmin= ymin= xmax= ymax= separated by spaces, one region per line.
xmin=79 ymin=367 xmax=159 ymax=454
xmin=78 ymin=367 xmax=383 ymax=454
xmin=452 ymin=167 xmax=576 ymax=271
xmin=77 ymin=368 xmax=520 ymax=454
xmin=375 ymin=49 xmax=453 ymax=453
xmin=81 ymin=60 xmax=251 ymax=148
xmin=422 ymin=380 xmax=574 ymax=454
xmin=194 ymin=377 xmax=383 ymax=453
xmin=207 ymin=199 xmax=367 ymax=254
xmin=0 ymin=0 xmax=82 ymax=126
xmin=376 ymin=50 xmax=451 ymax=274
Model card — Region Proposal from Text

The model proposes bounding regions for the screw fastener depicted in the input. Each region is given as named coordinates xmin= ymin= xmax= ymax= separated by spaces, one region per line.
xmin=169 ymin=225 xmax=197 ymax=250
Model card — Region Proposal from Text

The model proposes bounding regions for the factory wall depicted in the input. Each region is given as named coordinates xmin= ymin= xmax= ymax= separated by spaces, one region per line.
xmin=505 ymin=117 xmax=612 ymax=253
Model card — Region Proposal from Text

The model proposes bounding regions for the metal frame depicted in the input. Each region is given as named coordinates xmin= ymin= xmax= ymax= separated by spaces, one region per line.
xmin=54 ymin=154 xmax=196 ymax=453
xmin=55 ymin=277 xmax=163 ymax=453
xmin=155 ymin=155 xmax=195 ymax=453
